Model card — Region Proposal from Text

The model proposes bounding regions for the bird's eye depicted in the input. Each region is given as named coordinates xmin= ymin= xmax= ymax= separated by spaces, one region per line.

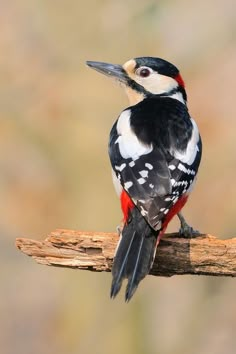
xmin=136 ymin=67 xmax=152 ymax=78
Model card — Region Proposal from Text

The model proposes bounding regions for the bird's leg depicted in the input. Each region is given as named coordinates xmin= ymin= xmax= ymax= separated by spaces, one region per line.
xmin=177 ymin=212 xmax=200 ymax=238
xmin=116 ymin=225 xmax=123 ymax=236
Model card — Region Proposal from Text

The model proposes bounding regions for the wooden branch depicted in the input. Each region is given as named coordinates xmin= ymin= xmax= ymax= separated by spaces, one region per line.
xmin=15 ymin=229 xmax=236 ymax=277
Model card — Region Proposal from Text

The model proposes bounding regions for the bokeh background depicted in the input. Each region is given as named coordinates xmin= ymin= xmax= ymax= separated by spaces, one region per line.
xmin=1 ymin=1 xmax=236 ymax=353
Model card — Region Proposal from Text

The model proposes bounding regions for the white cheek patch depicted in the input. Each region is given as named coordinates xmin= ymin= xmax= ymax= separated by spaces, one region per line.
xmin=116 ymin=110 xmax=153 ymax=160
xmin=136 ymin=73 xmax=178 ymax=95
xmin=171 ymin=118 xmax=200 ymax=165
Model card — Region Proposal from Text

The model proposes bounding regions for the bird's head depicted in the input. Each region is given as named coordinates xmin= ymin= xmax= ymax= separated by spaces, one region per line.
xmin=87 ymin=57 xmax=187 ymax=105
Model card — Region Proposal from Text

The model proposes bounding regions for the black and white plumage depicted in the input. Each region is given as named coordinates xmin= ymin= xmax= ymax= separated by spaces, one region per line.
xmin=87 ymin=57 xmax=202 ymax=301
xmin=110 ymin=97 xmax=201 ymax=231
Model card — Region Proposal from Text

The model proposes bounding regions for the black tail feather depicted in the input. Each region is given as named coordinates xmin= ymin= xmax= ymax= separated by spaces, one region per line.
xmin=111 ymin=208 xmax=158 ymax=301
xmin=125 ymin=234 xmax=145 ymax=302
xmin=110 ymin=230 xmax=136 ymax=299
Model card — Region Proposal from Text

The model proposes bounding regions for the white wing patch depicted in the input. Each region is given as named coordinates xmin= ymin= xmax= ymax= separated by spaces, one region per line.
xmin=116 ymin=110 xmax=153 ymax=160
xmin=171 ymin=118 xmax=199 ymax=165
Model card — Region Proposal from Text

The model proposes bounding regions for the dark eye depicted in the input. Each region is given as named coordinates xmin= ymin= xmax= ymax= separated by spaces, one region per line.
xmin=136 ymin=67 xmax=152 ymax=78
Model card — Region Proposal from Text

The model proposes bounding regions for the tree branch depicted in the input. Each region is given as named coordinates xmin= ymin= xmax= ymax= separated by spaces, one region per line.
xmin=15 ymin=229 xmax=236 ymax=277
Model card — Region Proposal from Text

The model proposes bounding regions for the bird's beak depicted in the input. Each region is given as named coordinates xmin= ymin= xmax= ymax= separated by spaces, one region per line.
xmin=86 ymin=61 xmax=128 ymax=84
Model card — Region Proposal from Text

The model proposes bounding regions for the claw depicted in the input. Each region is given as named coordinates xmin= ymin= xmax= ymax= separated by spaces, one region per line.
xmin=177 ymin=212 xmax=200 ymax=238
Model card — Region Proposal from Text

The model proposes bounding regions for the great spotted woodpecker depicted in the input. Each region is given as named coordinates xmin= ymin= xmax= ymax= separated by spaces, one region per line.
xmin=87 ymin=57 xmax=202 ymax=301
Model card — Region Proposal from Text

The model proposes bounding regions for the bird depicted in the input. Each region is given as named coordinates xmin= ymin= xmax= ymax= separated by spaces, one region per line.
xmin=86 ymin=57 xmax=202 ymax=301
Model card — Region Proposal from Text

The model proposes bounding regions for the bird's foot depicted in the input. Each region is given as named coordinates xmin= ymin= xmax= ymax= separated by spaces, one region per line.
xmin=177 ymin=212 xmax=200 ymax=238
xmin=178 ymin=223 xmax=200 ymax=238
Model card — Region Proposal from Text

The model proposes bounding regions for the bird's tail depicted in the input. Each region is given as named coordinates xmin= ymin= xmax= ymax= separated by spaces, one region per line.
xmin=111 ymin=207 xmax=158 ymax=301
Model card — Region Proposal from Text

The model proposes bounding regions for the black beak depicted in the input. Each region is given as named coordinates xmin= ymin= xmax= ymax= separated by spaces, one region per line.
xmin=86 ymin=61 xmax=128 ymax=83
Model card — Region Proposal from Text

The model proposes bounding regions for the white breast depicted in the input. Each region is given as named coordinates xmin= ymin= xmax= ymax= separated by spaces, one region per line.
xmin=116 ymin=109 xmax=153 ymax=160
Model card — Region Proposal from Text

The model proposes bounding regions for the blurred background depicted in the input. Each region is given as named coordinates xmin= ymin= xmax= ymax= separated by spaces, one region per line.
xmin=1 ymin=0 xmax=236 ymax=353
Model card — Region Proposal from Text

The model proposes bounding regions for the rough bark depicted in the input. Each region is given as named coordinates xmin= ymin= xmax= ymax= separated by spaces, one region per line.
xmin=15 ymin=229 xmax=236 ymax=277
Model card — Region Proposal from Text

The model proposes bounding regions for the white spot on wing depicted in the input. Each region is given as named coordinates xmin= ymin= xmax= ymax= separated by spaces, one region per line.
xmin=124 ymin=181 xmax=133 ymax=190
xmin=115 ymin=163 xmax=126 ymax=172
xmin=177 ymin=162 xmax=196 ymax=175
xmin=168 ymin=164 xmax=176 ymax=170
xmin=145 ymin=163 xmax=153 ymax=170
xmin=138 ymin=177 xmax=146 ymax=185
xmin=165 ymin=197 xmax=172 ymax=201
xmin=172 ymin=196 xmax=178 ymax=204
xmin=171 ymin=178 xmax=176 ymax=186
xmin=129 ymin=161 xmax=135 ymax=167
xmin=178 ymin=162 xmax=186 ymax=172
xmin=139 ymin=170 xmax=148 ymax=178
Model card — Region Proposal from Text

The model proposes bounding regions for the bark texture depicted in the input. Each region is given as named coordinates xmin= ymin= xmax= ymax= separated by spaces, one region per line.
xmin=16 ymin=229 xmax=236 ymax=277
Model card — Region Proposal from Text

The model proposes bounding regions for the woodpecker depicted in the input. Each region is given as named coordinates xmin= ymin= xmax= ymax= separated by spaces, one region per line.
xmin=87 ymin=57 xmax=202 ymax=301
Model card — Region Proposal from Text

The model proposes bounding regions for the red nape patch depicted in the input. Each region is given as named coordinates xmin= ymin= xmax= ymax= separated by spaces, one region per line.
xmin=174 ymin=74 xmax=185 ymax=88
xmin=162 ymin=195 xmax=188 ymax=230
xmin=120 ymin=190 xmax=135 ymax=223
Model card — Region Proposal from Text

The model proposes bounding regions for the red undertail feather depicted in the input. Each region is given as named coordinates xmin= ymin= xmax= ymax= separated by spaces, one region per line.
xmin=174 ymin=74 xmax=185 ymax=88
xmin=120 ymin=190 xmax=135 ymax=223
